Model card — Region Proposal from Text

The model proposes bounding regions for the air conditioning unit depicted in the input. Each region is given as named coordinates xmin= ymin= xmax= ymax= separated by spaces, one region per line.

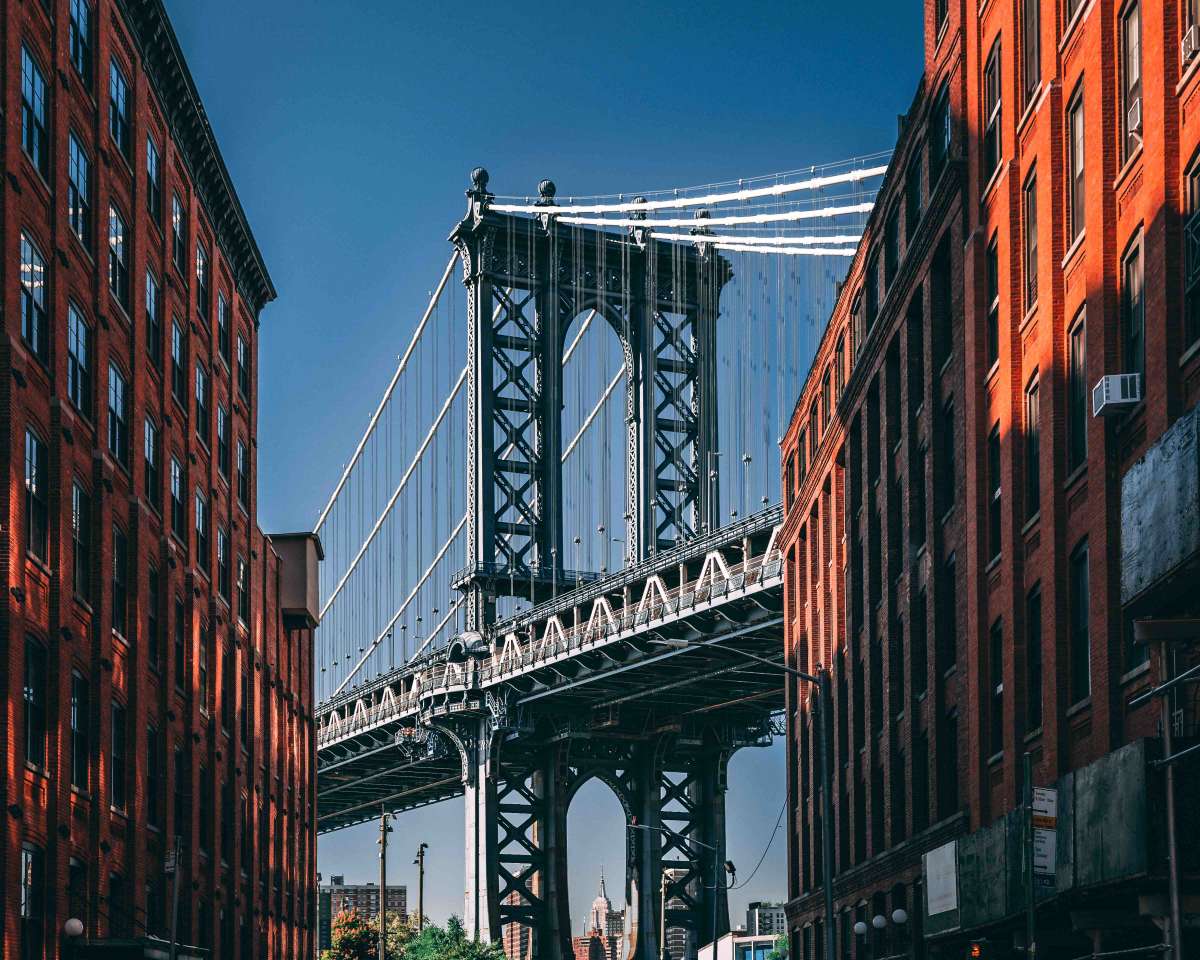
xmin=1184 ymin=25 xmax=1200 ymax=67
xmin=1127 ymin=98 xmax=1143 ymax=138
xmin=1092 ymin=373 xmax=1142 ymax=417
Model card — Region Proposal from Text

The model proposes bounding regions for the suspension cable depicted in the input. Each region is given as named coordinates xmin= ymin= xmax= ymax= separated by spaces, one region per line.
xmin=332 ymin=513 xmax=468 ymax=696
xmin=315 ymin=252 xmax=459 ymax=533
xmin=319 ymin=366 xmax=467 ymax=620
xmin=554 ymin=201 xmax=874 ymax=230
xmin=651 ymin=231 xmax=861 ymax=246
xmin=562 ymin=366 xmax=625 ymax=461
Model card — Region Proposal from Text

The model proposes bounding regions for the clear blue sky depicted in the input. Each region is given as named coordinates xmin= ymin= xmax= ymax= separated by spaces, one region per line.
xmin=164 ymin=0 xmax=923 ymax=932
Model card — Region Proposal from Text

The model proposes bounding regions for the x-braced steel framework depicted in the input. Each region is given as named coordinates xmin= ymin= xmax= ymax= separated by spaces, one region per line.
xmin=451 ymin=169 xmax=731 ymax=630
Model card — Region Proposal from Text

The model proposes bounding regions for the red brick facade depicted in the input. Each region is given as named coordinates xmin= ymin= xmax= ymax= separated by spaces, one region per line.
xmin=781 ymin=0 xmax=1200 ymax=956
xmin=2 ymin=1 xmax=316 ymax=958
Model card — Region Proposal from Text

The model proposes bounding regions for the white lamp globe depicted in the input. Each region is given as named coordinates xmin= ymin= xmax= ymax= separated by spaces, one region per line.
xmin=63 ymin=918 xmax=84 ymax=938
xmin=853 ymin=921 xmax=868 ymax=937
xmin=892 ymin=908 xmax=908 ymax=925
xmin=872 ymin=914 xmax=887 ymax=930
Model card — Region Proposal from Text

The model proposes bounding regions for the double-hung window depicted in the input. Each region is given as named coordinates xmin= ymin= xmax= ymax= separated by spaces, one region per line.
xmin=217 ymin=527 xmax=230 ymax=601
xmin=1187 ymin=161 xmax=1200 ymax=350
xmin=69 ymin=0 xmax=94 ymax=86
xmin=25 ymin=430 xmax=48 ymax=561
xmin=1068 ymin=313 xmax=1088 ymax=471
xmin=171 ymin=319 xmax=187 ymax=404
xmin=71 ymin=671 xmax=90 ymax=789
xmin=21 ymin=47 xmax=49 ymax=178
xmin=1068 ymin=89 xmax=1086 ymax=242
xmin=68 ymin=134 xmax=93 ymax=247
xmin=1122 ymin=233 xmax=1145 ymax=384
xmin=67 ymin=303 xmax=93 ymax=417
xmin=1022 ymin=0 xmax=1040 ymax=103
xmin=72 ymin=483 xmax=92 ymax=601
xmin=109 ymin=60 xmax=131 ymax=159
xmin=1024 ymin=376 xmax=1040 ymax=519
xmin=112 ymin=525 xmax=129 ymax=638
xmin=172 ymin=194 xmax=188 ymax=276
xmin=217 ymin=405 xmax=231 ymax=477
xmin=196 ymin=244 xmax=211 ymax=320
xmin=145 ymin=418 xmax=161 ymax=508
xmin=146 ymin=270 xmax=163 ymax=368
xmin=237 ymin=334 xmax=251 ymax=398
xmin=983 ymin=40 xmax=1002 ymax=183
xmin=1023 ymin=170 xmax=1038 ymax=313
xmin=1122 ymin=3 xmax=1142 ymax=163
xmin=196 ymin=492 xmax=210 ymax=573
xmin=108 ymin=205 xmax=130 ymax=310
xmin=111 ymin=702 xmax=128 ymax=810
xmin=1069 ymin=541 xmax=1091 ymax=703
xmin=237 ymin=440 xmax=250 ymax=508
xmin=171 ymin=458 xmax=187 ymax=542
xmin=218 ymin=294 xmax=231 ymax=363
xmin=195 ymin=363 xmax=211 ymax=447
xmin=146 ymin=136 xmax=163 ymax=223
xmin=20 ymin=233 xmax=49 ymax=363
xmin=24 ymin=637 xmax=47 ymax=768
xmin=987 ymin=425 xmax=1002 ymax=563
xmin=985 ymin=234 xmax=1000 ymax=370
xmin=108 ymin=363 xmax=130 ymax=465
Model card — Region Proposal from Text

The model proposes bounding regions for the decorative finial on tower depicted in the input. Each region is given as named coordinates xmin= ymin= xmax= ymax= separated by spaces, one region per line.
xmin=466 ymin=167 xmax=492 ymax=219
xmin=470 ymin=166 xmax=490 ymax=194
xmin=536 ymin=179 xmax=557 ymax=205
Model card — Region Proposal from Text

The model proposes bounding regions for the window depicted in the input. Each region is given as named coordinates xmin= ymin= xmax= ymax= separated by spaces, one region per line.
xmin=146 ymin=269 xmax=163 ymax=368
xmin=199 ymin=765 xmax=211 ymax=852
xmin=912 ymin=589 xmax=928 ymax=697
xmin=174 ymin=598 xmax=187 ymax=689
xmin=72 ymin=482 xmax=92 ymax=601
xmin=1069 ymin=541 xmax=1091 ymax=702
xmin=65 ymin=304 xmax=95 ymax=417
xmin=20 ymin=233 xmax=48 ymax=363
xmin=108 ymin=363 xmax=130 ymax=465
xmin=935 ymin=0 xmax=947 ymax=31
xmin=835 ymin=334 xmax=846 ymax=401
xmin=929 ymin=81 xmax=951 ymax=179
xmin=171 ymin=319 xmax=187 ymax=402
xmin=821 ymin=369 xmax=832 ymax=430
xmin=938 ymin=401 xmax=955 ymax=515
xmin=147 ymin=726 xmax=161 ymax=828
xmin=217 ymin=527 xmax=231 ymax=601
xmin=1122 ymin=234 xmax=1145 ymax=383
xmin=174 ymin=746 xmax=188 ymax=837
xmin=237 ymin=557 xmax=249 ymax=623
xmin=108 ymin=205 xmax=130 ymax=309
xmin=146 ymin=136 xmax=163 ymax=223
xmin=198 ymin=624 xmax=210 ymax=707
xmin=1022 ymin=0 xmax=1040 ymax=102
xmin=987 ymin=424 xmax=1001 ymax=563
xmin=111 ymin=702 xmax=127 ymax=810
xmin=1185 ymin=160 xmax=1200 ymax=349
xmin=170 ymin=457 xmax=187 ymax=541
xmin=20 ymin=843 xmax=45 ymax=960
xmin=237 ymin=334 xmax=251 ymax=397
xmin=1024 ymin=376 xmax=1040 ymax=518
xmin=68 ymin=858 xmax=88 ymax=930
xmin=196 ymin=244 xmax=211 ymax=320
xmin=70 ymin=0 xmax=94 ymax=84
xmin=195 ymin=363 xmax=211 ymax=446
xmin=109 ymin=60 xmax=131 ymax=159
xmin=196 ymin=491 xmax=210 ymax=573
xmin=172 ymin=194 xmax=188 ymax=276
xmin=148 ymin=566 xmax=162 ymax=671
xmin=906 ymin=155 xmax=922 ymax=238
xmin=112 ymin=525 xmax=128 ymax=637
xmin=1122 ymin=2 xmax=1142 ymax=162
xmin=1068 ymin=89 xmax=1085 ymax=242
xmin=24 ymin=637 xmax=47 ymax=768
xmin=21 ymin=47 xmax=49 ymax=177
xmin=884 ymin=207 xmax=900 ymax=288
xmin=217 ymin=404 xmax=231 ymax=477
xmin=218 ymin=293 xmax=232 ymax=362
xmin=221 ymin=645 xmax=234 ymax=732
xmin=68 ymin=134 xmax=93 ymax=247
xmin=1026 ymin=586 xmax=1043 ymax=730
xmin=865 ymin=254 xmax=879 ymax=332
xmin=237 ymin=439 xmax=250 ymax=508
xmin=1068 ymin=313 xmax=1088 ymax=472
xmin=145 ymin=418 xmax=161 ymax=508
xmin=1023 ymin=170 xmax=1038 ymax=313
xmin=71 ymin=672 xmax=90 ymax=790
xmin=983 ymin=40 xmax=1002 ymax=182
xmin=985 ymin=234 xmax=1000 ymax=370
xmin=25 ymin=430 xmax=48 ymax=561
xmin=990 ymin=619 xmax=1004 ymax=755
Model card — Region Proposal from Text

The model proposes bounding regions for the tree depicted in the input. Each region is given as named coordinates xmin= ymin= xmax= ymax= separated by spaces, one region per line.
xmin=766 ymin=933 xmax=788 ymax=960
xmin=401 ymin=915 xmax=507 ymax=960
xmin=327 ymin=909 xmax=377 ymax=960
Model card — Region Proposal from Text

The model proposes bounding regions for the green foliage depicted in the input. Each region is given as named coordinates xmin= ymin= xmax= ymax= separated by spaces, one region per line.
xmin=327 ymin=909 xmax=378 ymax=960
xmin=766 ymin=933 xmax=788 ymax=960
xmin=401 ymin=916 xmax=507 ymax=960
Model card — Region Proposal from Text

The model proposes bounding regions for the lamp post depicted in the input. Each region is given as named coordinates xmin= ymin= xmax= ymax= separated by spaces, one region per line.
xmin=653 ymin=637 xmax=836 ymax=960
xmin=413 ymin=842 xmax=428 ymax=933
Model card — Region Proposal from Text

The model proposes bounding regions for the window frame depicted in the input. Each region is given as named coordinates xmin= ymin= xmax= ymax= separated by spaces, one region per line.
xmin=146 ymin=135 xmax=163 ymax=224
xmin=20 ymin=232 xmax=49 ymax=364
xmin=1024 ymin=374 xmax=1041 ymax=519
xmin=111 ymin=701 xmax=128 ymax=811
xmin=21 ymin=46 xmax=50 ymax=179
xmin=146 ymin=269 xmax=163 ymax=369
xmin=68 ymin=132 xmax=93 ymax=249
xmin=1067 ymin=311 xmax=1088 ymax=472
xmin=112 ymin=524 xmax=129 ymax=639
xmin=72 ymin=481 xmax=92 ymax=602
xmin=69 ymin=0 xmax=94 ymax=87
xmin=24 ymin=636 xmax=48 ymax=770
xmin=1023 ymin=168 xmax=1039 ymax=314
xmin=1121 ymin=1 xmax=1142 ymax=163
xmin=1121 ymin=230 xmax=1145 ymax=384
xmin=108 ymin=204 xmax=131 ymax=310
xmin=108 ymin=58 xmax=131 ymax=160
xmin=1068 ymin=86 xmax=1086 ymax=243
xmin=108 ymin=362 xmax=130 ymax=466
xmin=983 ymin=39 xmax=1003 ymax=184
xmin=71 ymin=670 xmax=90 ymax=790
xmin=1069 ymin=540 xmax=1091 ymax=703
xmin=987 ymin=423 xmax=1002 ymax=563
xmin=25 ymin=429 xmax=49 ymax=562
xmin=985 ymin=233 xmax=1001 ymax=371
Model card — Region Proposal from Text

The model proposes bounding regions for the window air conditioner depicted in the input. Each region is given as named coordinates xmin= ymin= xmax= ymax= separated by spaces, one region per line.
xmin=1127 ymin=98 xmax=1143 ymax=138
xmin=1184 ymin=25 xmax=1200 ymax=66
xmin=1092 ymin=373 xmax=1141 ymax=417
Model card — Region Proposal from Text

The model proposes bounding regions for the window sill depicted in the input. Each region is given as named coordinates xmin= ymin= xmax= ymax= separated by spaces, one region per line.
xmin=1023 ymin=726 xmax=1043 ymax=745
xmin=1066 ymin=697 xmax=1091 ymax=719
xmin=1019 ymin=300 xmax=1039 ymax=334
xmin=1061 ymin=230 xmax=1086 ymax=273
xmin=1058 ymin=0 xmax=1095 ymax=56
xmin=1121 ymin=660 xmax=1151 ymax=686
xmin=985 ymin=553 xmax=1002 ymax=574
xmin=1114 ymin=143 xmax=1144 ymax=194
xmin=987 ymin=750 xmax=1004 ymax=766
xmin=1063 ymin=462 xmax=1087 ymax=492
xmin=938 ymin=351 xmax=955 ymax=378
xmin=25 ymin=761 xmax=49 ymax=779
xmin=1179 ymin=338 xmax=1200 ymax=368
xmin=26 ymin=552 xmax=52 ymax=578
xmin=112 ymin=629 xmax=129 ymax=647
xmin=939 ymin=504 xmax=956 ymax=526
xmin=1021 ymin=512 xmax=1040 ymax=536
xmin=1177 ymin=49 xmax=1200 ymax=98
xmin=980 ymin=162 xmax=1005 ymax=208
xmin=1017 ymin=83 xmax=1047 ymax=139
xmin=984 ymin=359 xmax=1000 ymax=387
xmin=73 ymin=594 xmax=94 ymax=616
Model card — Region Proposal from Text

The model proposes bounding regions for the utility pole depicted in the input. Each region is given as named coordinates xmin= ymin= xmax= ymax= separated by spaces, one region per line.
xmin=379 ymin=808 xmax=392 ymax=960
xmin=659 ymin=870 xmax=668 ymax=960
xmin=414 ymin=842 xmax=428 ymax=933
xmin=1023 ymin=752 xmax=1036 ymax=959
xmin=167 ymin=836 xmax=182 ymax=960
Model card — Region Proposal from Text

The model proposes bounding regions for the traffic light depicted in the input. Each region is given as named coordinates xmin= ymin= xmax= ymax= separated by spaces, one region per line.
xmin=966 ymin=940 xmax=990 ymax=959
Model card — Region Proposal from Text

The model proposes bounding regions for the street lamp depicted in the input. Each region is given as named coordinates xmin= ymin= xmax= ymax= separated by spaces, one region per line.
xmin=652 ymin=636 xmax=836 ymax=960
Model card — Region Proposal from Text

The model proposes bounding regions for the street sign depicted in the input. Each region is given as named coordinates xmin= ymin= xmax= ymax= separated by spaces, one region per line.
xmin=1031 ymin=786 xmax=1058 ymax=890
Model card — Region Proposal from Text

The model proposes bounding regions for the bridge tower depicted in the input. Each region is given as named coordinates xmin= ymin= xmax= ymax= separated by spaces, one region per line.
xmin=443 ymin=170 xmax=737 ymax=960
xmin=450 ymin=168 xmax=731 ymax=630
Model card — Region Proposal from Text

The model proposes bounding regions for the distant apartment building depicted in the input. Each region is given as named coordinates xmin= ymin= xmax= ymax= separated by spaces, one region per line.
xmin=321 ymin=876 xmax=407 ymax=924
xmin=744 ymin=903 xmax=786 ymax=938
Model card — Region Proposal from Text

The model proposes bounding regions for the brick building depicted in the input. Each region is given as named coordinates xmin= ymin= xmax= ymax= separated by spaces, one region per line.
xmin=781 ymin=0 xmax=1200 ymax=957
xmin=2 ymin=1 xmax=318 ymax=958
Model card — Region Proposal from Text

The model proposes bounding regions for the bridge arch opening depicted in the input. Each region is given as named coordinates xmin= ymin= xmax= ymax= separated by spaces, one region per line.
xmin=561 ymin=308 xmax=630 ymax=579
xmin=566 ymin=775 xmax=630 ymax=950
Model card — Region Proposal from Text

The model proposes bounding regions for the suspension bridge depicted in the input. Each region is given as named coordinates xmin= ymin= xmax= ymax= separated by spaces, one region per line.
xmin=313 ymin=156 xmax=888 ymax=960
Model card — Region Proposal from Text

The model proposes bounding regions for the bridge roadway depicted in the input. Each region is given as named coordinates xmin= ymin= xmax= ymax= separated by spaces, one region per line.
xmin=315 ymin=504 xmax=787 ymax=958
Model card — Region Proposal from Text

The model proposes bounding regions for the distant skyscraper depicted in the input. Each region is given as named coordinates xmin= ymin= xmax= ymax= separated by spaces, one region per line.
xmin=663 ymin=868 xmax=689 ymax=960
xmin=573 ymin=871 xmax=624 ymax=960
xmin=745 ymin=902 xmax=786 ymax=937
